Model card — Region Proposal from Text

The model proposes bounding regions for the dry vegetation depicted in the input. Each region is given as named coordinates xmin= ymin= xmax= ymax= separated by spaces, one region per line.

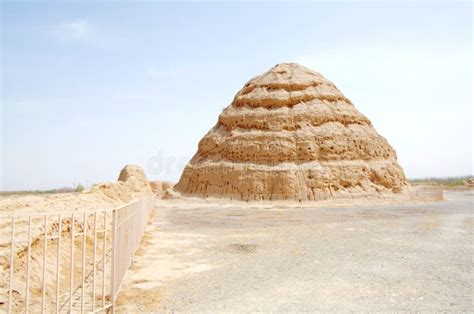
xmin=408 ymin=175 xmax=473 ymax=188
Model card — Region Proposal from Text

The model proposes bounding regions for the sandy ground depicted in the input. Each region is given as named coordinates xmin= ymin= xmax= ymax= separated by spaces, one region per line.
xmin=0 ymin=189 xmax=144 ymax=311
xmin=116 ymin=190 xmax=473 ymax=312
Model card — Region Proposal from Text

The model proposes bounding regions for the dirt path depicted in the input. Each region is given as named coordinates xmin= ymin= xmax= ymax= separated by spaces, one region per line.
xmin=116 ymin=190 xmax=473 ymax=312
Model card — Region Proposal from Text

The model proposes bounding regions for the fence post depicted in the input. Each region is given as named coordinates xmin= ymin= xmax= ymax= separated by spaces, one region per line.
xmin=111 ymin=209 xmax=117 ymax=313
xmin=8 ymin=216 xmax=15 ymax=314
xmin=69 ymin=213 xmax=74 ymax=313
xmin=92 ymin=212 xmax=97 ymax=312
xmin=41 ymin=215 xmax=48 ymax=314
xmin=56 ymin=214 xmax=61 ymax=314
xmin=25 ymin=216 xmax=32 ymax=313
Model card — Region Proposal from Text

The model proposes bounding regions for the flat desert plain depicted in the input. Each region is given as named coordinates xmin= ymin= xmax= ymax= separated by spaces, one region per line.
xmin=116 ymin=190 xmax=473 ymax=312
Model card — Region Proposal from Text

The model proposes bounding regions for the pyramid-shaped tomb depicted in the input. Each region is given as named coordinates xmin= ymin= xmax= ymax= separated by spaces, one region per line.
xmin=176 ymin=63 xmax=408 ymax=201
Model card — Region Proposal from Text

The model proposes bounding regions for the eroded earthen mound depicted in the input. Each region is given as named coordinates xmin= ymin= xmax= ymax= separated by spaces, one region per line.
xmin=176 ymin=63 xmax=409 ymax=201
xmin=91 ymin=164 xmax=152 ymax=201
xmin=150 ymin=180 xmax=174 ymax=198
xmin=118 ymin=164 xmax=153 ymax=193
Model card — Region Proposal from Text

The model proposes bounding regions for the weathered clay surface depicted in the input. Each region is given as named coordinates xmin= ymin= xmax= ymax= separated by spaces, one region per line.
xmin=118 ymin=164 xmax=153 ymax=193
xmin=150 ymin=180 xmax=174 ymax=199
xmin=464 ymin=178 xmax=474 ymax=187
xmin=91 ymin=164 xmax=153 ymax=201
xmin=176 ymin=63 xmax=409 ymax=201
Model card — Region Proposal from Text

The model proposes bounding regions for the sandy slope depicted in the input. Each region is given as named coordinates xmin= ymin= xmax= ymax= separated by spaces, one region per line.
xmin=0 ymin=191 xmax=131 ymax=311
xmin=0 ymin=165 xmax=155 ymax=311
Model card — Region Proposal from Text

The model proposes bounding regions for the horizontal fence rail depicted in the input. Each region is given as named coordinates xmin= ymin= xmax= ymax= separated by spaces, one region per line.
xmin=0 ymin=196 xmax=155 ymax=313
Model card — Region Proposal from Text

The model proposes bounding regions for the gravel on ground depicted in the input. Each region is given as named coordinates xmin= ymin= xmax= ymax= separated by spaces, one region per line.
xmin=116 ymin=190 xmax=474 ymax=312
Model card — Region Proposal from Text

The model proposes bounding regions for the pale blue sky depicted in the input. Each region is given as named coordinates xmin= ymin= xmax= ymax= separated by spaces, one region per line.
xmin=1 ymin=1 xmax=472 ymax=190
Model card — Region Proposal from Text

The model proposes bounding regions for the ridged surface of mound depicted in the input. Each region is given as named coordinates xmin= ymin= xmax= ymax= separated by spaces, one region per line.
xmin=92 ymin=164 xmax=152 ymax=202
xmin=176 ymin=63 xmax=408 ymax=201
xmin=118 ymin=164 xmax=153 ymax=193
